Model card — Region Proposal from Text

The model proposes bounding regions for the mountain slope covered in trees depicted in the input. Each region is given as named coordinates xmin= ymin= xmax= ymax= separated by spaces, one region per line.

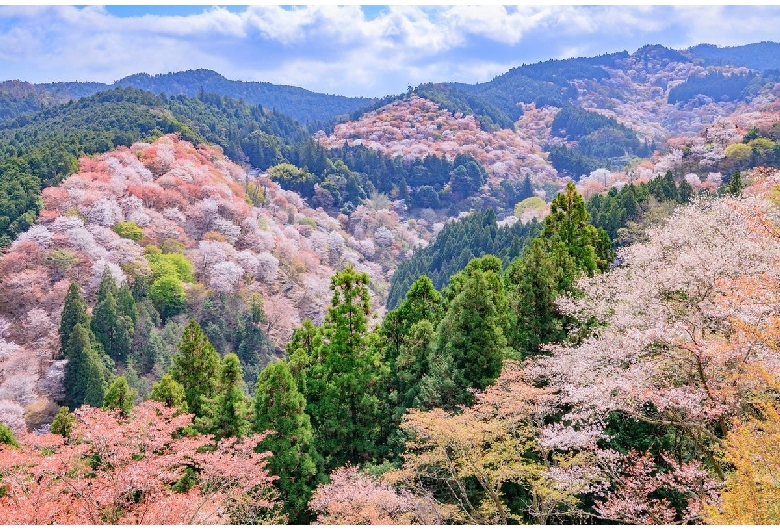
xmin=36 ymin=69 xmax=376 ymax=125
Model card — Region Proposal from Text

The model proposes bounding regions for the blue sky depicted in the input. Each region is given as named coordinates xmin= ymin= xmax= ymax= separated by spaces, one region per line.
xmin=1 ymin=5 xmax=780 ymax=97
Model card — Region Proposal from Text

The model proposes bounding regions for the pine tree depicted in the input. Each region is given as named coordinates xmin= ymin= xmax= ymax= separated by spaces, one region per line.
xmin=542 ymin=181 xmax=609 ymax=274
xmin=169 ymin=319 xmax=221 ymax=418
xmin=505 ymin=239 xmax=578 ymax=356
xmin=92 ymin=268 xmax=134 ymax=363
xmin=380 ymin=275 xmax=442 ymax=365
xmin=59 ymin=282 xmax=89 ymax=359
xmin=255 ymin=360 xmax=322 ymax=524
xmin=726 ymin=170 xmax=744 ymax=197
xmin=199 ymin=353 xmax=251 ymax=439
xmin=63 ymin=323 xmax=108 ymax=409
xmin=300 ymin=265 xmax=388 ymax=470
xmin=435 ymin=256 xmax=509 ymax=408
xmin=117 ymin=283 xmax=138 ymax=324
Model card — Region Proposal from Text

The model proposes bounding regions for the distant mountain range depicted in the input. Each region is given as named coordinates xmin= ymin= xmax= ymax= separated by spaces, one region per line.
xmin=31 ymin=69 xmax=376 ymax=125
xmin=3 ymin=41 xmax=780 ymax=128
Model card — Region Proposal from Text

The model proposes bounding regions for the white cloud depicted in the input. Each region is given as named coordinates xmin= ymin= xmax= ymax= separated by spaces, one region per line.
xmin=1 ymin=5 xmax=780 ymax=95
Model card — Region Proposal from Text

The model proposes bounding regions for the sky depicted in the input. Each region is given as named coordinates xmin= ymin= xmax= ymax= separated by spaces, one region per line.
xmin=1 ymin=5 xmax=780 ymax=97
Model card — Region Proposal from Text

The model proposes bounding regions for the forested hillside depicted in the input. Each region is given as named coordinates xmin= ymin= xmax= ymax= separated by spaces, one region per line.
xmin=4 ymin=40 xmax=780 ymax=525
xmin=38 ymin=69 xmax=376 ymax=124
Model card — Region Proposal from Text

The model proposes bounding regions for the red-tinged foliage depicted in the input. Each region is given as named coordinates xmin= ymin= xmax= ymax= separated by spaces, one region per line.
xmin=594 ymin=450 xmax=720 ymax=525
xmin=0 ymin=401 xmax=282 ymax=524
xmin=309 ymin=466 xmax=443 ymax=524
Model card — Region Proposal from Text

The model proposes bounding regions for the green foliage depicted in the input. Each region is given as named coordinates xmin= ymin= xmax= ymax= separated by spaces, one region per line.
xmin=542 ymin=181 xmax=612 ymax=274
xmin=387 ymin=208 xmax=541 ymax=309
xmin=434 ymin=255 xmax=510 ymax=407
xmin=58 ymin=282 xmax=90 ymax=358
xmin=505 ymin=239 xmax=577 ymax=355
xmin=149 ymin=276 xmax=186 ymax=321
xmin=668 ymin=71 xmax=758 ymax=105
xmin=103 ymin=376 xmax=136 ymax=416
xmin=63 ymin=323 xmax=111 ymax=409
xmin=112 ymin=221 xmax=144 ymax=242
xmin=91 ymin=269 xmax=134 ymax=363
xmin=59 ymin=281 xmax=114 ymax=410
xmin=586 ymin=175 xmax=692 ymax=243
xmin=255 ymin=360 xmax=322 ymax=523
xmin=267 ymin=163 xmax=319 ymax=198
xmin=187 ymin=292 xmax=276 ymax=388
xmin=295 ymin=265 xmax=388 ymax=471
xmin=150 ymin=373 xmax=188 ymax=412
xmin=0 ymin=422 xmax=19 ymax=447
xmin=169 ymin=319 xmax=221 ymax=418
xmin=505 ymin=183 xmax=610 ymax=357
xmin=689 ymin=42 xmax=780 ymax=72
xmin=548 ymin=106 xmax=650 ymax=178
xmin=198 ymin=353 xmax=252 ymax=439
xmin=49 ymin=406 xmax=76 ymax=438
xmin=726 ymin=170 xmax=745 ymax=196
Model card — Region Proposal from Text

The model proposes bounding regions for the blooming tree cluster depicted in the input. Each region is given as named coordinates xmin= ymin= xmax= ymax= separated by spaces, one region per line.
xmin=0 ymin=134 xmax=432 ymax=431
xmin=0 ymin=401 xmax=281 ymax=524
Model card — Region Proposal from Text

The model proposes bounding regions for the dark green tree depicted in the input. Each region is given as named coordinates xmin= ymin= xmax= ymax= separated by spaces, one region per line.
xmin=63 ymin=323 xmax=109 ymax=409
xmin=726 ymin=170 xmax=744 ymax=196
xmin=255 ymin=360 xmax=322 ymax=524
xmin=541 ymin=181 xmax=610 ymax=274
xmin=198 ymin=353 xmax=251 ymax=439
xmin=169 ymin=319 xmax=221 ymax=418
xmin=505 ymin=239 xmax=578 ymax=355
xmin=434 ymin=255 xmax=510 ymax=408
xmin=91 ymin=271 xmax=134 ymax=364
xmin=58 ymin=282 xmax=90 ymax=358
xmin=300 ymin=265 xmax=388 ymax=470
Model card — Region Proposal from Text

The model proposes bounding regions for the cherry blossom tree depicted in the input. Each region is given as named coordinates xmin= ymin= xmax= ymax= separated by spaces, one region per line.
xmin=309 ymin=466 xmax=443 ymax=524
xmin=0 ymin=401 xmax=281 ymax=524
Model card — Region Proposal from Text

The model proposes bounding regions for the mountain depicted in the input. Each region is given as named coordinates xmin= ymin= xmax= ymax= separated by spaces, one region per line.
xmin=688 ymin=41 xmax=780 ymax=71
xmin=0 ymin=134 xmax=430 ymax=431
xmin=35 ymin=69 xmax=376 ymax=124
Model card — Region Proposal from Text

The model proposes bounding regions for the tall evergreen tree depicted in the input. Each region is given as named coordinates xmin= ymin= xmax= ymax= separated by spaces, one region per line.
xmin=63 ymin=323 xmax=108 ymax=409
xmin=169 ymin=319 xmax=221 ymax=418
xmin=199 ymin=353 xmax=251 ymax=439
xmin=255 ymin=360 xmax=322 ymax=524
xmin=58 ymin=282 xmax=89 ymax=358
xmin=542 ymin=181 xmax=611 ymax=274
xmin=505 ymin=239 xmax=578 ymax=356
xmin=434 ymin=256 xmax=509 ymax=408
xmin=300 ymin=265 xmax=388 ymax=471
xmin=92 ymin=268 xmax=134 ymax=363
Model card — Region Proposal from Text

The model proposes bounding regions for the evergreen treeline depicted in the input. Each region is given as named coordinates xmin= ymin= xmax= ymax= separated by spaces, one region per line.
xmin=37 ymin=69 xmax=375 ymax=125
xmin=386 ymin=208 xmax=542 ymax=309
xmin=667 ymin=70 xmax=775 ymax=105
xmin=270 ymin=144 xmax=493 ymax=214
xmin=586 ymin=170 xmax=693 ymax=242
xmin=689 ymin=41 xmax=780 ymax=72
xmin=547 ymin=106 xmax=654 ymax=179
